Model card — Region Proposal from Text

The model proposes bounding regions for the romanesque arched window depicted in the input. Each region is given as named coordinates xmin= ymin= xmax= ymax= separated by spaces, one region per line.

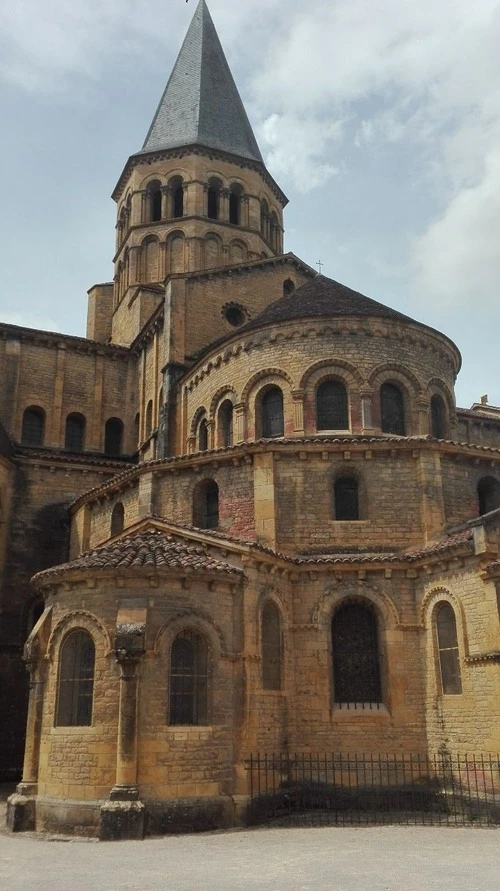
xmin=21 ymin=406 xmax=45 ymax=446
xmin=262 ymin=601 xmax=282 ymax=690
xmin=332 ymin=601 xmax=382 ymax=705
xmin=169 ymin=630 xmax=208 ymax=725
xmin=229 ymin=183 xmax=243 ymax=225
xmin=207 ymin=177 xmax=222 ymax=220
xmin=193 ymin=479 xmax=219 ymax=529
xmin=110 ymin=502 xmax=124 ymax=537
xmin=260 ymin=199 xmax=269 ymax=241
xmin=104 ymin=417 xmax=123 ymax=456
xmin=169 ymin=175 xmax=184 ymax=218
xmin=435 ymin=602 xmax=462 ymax=695
xmin=261 ymin=387 xmax=284 ymax=438
xmin=431 ymin=395 xmax=447 ymax=439
xmin=145 ymin=400 xmax=153 ymax=435
xmin=283 ymin=279 xmax=295 ymax=297
xmin=56 ymin=629 xmax=95 ymax=727
xmin=380 ymin=382 xmax=405 ymax=435
xmin=198 ymin=417 xmax=209 ymax=451
xmin=270 ymin=211 xmax=280 ymax=252
xmin=218 ymin=400 xmax=234 ymax=448
xmin=146 ymin=179 xmax=162 ymax=222
xmin=65 ymin=413 xmax=86 ymax=451
xmin=477 ymin=476 xmax=500 ymax=515
xmin=334 ymin=477 xmax=359 ymax=520
xmin=141 ymin=235 xmax=160 ymax=282
xmin=316 ymin=380 xmax=348 ymax=431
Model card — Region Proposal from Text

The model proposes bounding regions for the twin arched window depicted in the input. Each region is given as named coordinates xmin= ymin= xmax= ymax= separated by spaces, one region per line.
xmin=380 ymin=383 xmax=405 ymax=435
xmin=317 ymin=380 xmax=348 ymax=431
xmin=146 ymin=180 xmax=162 ymax=223
xmin=332 ymin=601 xmax=382 ymax=705
xmin=207 ymin=178 xmax=222 ymax=220
xmin=261 ymin=387 xmax=284 ymax=438
xmin=65 ymin=413 xmax=85 ymax=451
xmin=21 ymin=406 xmax=45 ymax=446
xmin=169 ymin=631 xmax=208 ymax=725
xmin=56 ymin=630 xmax=95 ymax=726
xmin=435 ymin=602 xmax=462 ymax=695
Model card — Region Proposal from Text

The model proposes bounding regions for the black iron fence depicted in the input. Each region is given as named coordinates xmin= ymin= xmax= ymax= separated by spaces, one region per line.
xmin=245 ymin=753 xmax=500 ymax=827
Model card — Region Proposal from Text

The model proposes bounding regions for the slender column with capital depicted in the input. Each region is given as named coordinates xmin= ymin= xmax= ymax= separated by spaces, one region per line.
xmin=110 ymin=655 xmax=141 ymax=799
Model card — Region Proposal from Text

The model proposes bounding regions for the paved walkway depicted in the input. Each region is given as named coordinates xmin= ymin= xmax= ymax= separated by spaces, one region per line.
xmin=1 ymin=788 xmax=499 ymax=890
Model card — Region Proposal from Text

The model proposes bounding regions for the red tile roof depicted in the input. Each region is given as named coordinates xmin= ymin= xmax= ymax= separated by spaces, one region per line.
xmin=33 ymin=529 xmax=243 ymax=584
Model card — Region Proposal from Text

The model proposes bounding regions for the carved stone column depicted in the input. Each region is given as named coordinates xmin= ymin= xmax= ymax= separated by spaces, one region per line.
xmin=360 ymin=387 xmax=375 ymax=433
xmin=220 ymin=188 xmax=230 ymax=222
xmin=292 ymin=390 xmax=305 ymax=436
xmin=161 ymin=186 xmax=171 ymax=220
xmin=234 ymin=403 xmax=247 ymax=444
xmin=100 ymin=604 xmax=146 ymax=841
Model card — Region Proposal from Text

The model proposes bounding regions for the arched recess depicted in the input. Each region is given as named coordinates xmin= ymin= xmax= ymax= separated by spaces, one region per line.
xmin=477 ymin=475 xmax=500 ymax=515
xmin=427 ymin=378 xmax=456 ymax=419
xmin=47 ymin=610 xmax=112 ymax=663
xmin=241 ymin=368 xmax=295 ymax=407
xmin=145 ymin=400 xmax=153 ymax=435
xmin=421 ymin=588 xmax=467 ymax=696
xmin=312 ymin=584 xmax=399 ymax=631
xmin=229 ymin=240 xmax=247 ymax=265
xmin=380 ymin=382 xmax=406 ymax=435
xmin=141 ymin=234 xmax=160 ymax=282
xmin=260 ymin=199 xmax=269 ymax=240
xmin=204 ymin=233 xmax=222 ymax=269
xmin=167 ymin=231 xmax=185 ymax=275
xmin=65 ymin=412 xmax=86 ymax=451
xmin=258 ymin=386 xmax=284 ymax=438
xmin=283 ymin=278 xmax=295 ymax=297
xmin=21 ymin=405 xmax=45 ymax=446
xmin=209 ymin=386 xmax=238 ymax=420
xmin=434 ymin=601 xmax=462 ymax=694
xmin=299 ymin=359 xmax=363 ymax=392
xmin=269 ymin=211 xmax=280 ymax=252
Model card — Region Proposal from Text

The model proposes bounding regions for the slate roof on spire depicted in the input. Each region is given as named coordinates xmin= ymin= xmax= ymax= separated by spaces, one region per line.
xmin=141 ymin=0 xmax=263 ymax=163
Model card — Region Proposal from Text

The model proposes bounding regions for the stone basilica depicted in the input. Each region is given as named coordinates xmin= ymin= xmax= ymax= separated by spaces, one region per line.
xmin=2 ymin=0 xmax=500 ymax=839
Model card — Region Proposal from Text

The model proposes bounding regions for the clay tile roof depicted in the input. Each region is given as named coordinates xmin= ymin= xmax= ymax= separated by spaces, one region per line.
xmin=33 ymin=529 xmax=243 ymax=585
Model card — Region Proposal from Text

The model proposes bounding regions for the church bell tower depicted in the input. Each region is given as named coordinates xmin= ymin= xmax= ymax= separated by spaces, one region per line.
xmin=102 ymin=0 xmax=287 ymax=346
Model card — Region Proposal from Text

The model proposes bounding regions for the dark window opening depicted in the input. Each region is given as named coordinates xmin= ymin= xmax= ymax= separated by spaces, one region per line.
xmin=21 ymin=406 xmax=45 ymax=446
xmin=332 ymin=602 xmax=382 ymax=704
xmin=193 ymin=479 xmax=219 ymax=530
xmin=198 ymin=418 xmax=209 ymax=451
xmin=104 ymin=417 xmax=123 ymax=456
xmin=145 ymin=400 xmax=153 ymax=435
xmin=435 ymin=602 xmax=462 ymax=695
xmin=283 ymin=279 xmax=295 ymax=297
xmin=224 ymin=304 xmax=246 ymax=327
xmin=65 ymin=413 xmax=85 ymax=451
xmin=431 ymin=395 xmax=447 ymax=439
xmin=207 ymin=179 xmax=222 ymax=220
xmin=218 ymin=400 xmax=234 ymax=448
xmin=334 ymin=477 xmax=359 ymax=520
xmin=147 ymin=180 xmax=162 ymax=222
xmin=110 ymin=502 xmax=124 ymax=537
xmin=56 ymin=630 xmax=95 ymax=727
xmin=477 ymin=475 xmax=500 ymax=515
xmin=380 ymin=382 xmax=405 ymax=435
xmin=229 ymin=184 xmax=243 ymax=225
xmin=262 ymin=602 xmax=282 ymax=690
xmin=169 ymin=631 xmax=208 ymax=726
xmin=317 ymin=380 xmax=348 ymax=430
xmin=169 ymin=176 xmax=184 ymax=218
xmin=261 ymin=387 xmax=284 ymax=438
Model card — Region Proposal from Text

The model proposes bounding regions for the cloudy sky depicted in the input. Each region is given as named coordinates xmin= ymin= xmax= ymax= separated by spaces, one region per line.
xmin=1 ymin=0 xmax=499 ymax=407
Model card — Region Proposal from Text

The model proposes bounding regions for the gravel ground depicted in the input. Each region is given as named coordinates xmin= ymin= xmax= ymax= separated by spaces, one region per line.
xmin=1 ymin=787 xmax=499 ymax=891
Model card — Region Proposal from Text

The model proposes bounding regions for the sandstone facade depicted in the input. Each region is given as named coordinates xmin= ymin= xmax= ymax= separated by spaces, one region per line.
xmin=2 ymin=0 xmax=499 ymax=839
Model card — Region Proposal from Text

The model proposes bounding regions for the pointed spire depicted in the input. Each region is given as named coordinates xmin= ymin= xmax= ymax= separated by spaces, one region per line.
xmin=141 ymin=0 xmax=263 ymax=163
